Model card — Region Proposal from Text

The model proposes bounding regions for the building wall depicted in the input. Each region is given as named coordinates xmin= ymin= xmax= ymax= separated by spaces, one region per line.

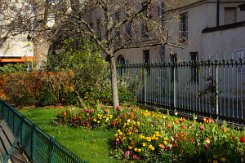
xmin=165 ymin=3 xmax=208 ymax=61
xmin=0 ymin=0 xmax=34 ymax=63
xmin=202 ymin=26 xmax=245 ymax=59
xmin=115 ymin=0 xmax=245 ymax=63
xmin=0 ymin=34 xmax=33 ymax=58
xmin=219 ymin=1 xmax=245 ymax=25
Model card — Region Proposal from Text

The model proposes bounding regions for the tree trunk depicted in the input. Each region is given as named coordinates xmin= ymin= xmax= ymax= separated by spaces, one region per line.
xmin=110 ymin=55 xmax=120 ymax=110
xmin=33 ymin=34 xmax=51 ymax=70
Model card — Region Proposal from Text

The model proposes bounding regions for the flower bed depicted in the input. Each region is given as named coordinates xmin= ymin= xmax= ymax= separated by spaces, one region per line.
xmin=56 ymin=104 xmax=245 ymax=162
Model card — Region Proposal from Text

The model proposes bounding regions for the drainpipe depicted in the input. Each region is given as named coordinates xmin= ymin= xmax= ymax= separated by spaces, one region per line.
xmin=216 ymin=0 xmax=220 ymax=27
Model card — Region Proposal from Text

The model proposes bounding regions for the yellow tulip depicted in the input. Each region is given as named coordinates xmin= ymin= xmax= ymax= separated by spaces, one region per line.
xmin=134 ymin=148 xmax=138 ymax=152
xmin=148 ymin=145 xmax=155 ymax=151
xmin=146 ymin=137 xmax=151 ymax=142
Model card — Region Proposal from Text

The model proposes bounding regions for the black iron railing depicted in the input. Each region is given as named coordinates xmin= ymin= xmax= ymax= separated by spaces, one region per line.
xmin=118 ymin=59 xmax=245 ymax=124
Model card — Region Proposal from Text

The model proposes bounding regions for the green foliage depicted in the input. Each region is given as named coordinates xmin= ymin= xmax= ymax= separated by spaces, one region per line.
xmin=118 ymin=83 xmax=136 ymax=105
xmin=86 ymin=79 xmax=137 ymax=106
xmin=47 ymin=38 xmax=137 ymax=106
xmin=37 ymin=84 xmax=57 ymax=106
xmin=47 ymin=38 xmax=109 ymax=89
xmin=0 ymin=63 xmax=31 ymax=73
xmin=2 ymin=72 xmax=73 ymax=106
xmin=47 ymin=38 xmax=112 ymax=104
xmin=3 ymin=72 xmax=37 ymax=106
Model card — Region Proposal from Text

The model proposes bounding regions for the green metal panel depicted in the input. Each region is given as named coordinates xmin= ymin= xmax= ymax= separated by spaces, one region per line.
xmin=0 ymin=100 xmax=87 ymax=163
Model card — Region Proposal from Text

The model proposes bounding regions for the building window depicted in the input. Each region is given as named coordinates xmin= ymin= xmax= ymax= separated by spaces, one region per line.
xmin=158 ymin=2 xmax=164 ymax=26
xmin=126 ymin=21 xmax=132 ymax=38
xmin=117 ymin=55 xmax=126 ymax=76
xmin=179 ymin=12 xmax=188 ymax=41
xmin=190 ymin=52 xmax=199 ymax=83
xmin=96 ymin=19 xmax=101 ymax=40
xmin=171 ymin=54 xmax=178 ymax=82
xmin=143 ymin=50 xmax=150 ymax=63
xmin=160 ymin=46 xmax=165 ymax=62
xmin=49 ymin=0 xmax=60 ymax=5
xmin=224 ymin=7 xmax=237 ymax=25
xmin=115 ymin=12 xmax=120 ymax=39
xmin=142 ymin=23 xmax=149 ymax=38
xmin=143 ymin=50 xmax=150 ymax=74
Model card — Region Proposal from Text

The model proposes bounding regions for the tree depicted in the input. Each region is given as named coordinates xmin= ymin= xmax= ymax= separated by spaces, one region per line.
xmin=1 ymin=0 xmax=182 ymax=109
xmin=66 ymin=0 xmax=181 ymax=109
xmin=0 ymin=0 xmax=74 ymax=68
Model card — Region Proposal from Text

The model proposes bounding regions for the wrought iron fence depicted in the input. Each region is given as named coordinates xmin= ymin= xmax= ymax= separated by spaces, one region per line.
xmin=118 ymin=59 xmax=245 ymax=124
xmin=0 ymin=100 xmax=87 ymax=163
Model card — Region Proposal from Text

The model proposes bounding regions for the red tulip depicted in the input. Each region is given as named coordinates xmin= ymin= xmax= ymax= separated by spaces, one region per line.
xmin=240 ymin=135 xmax=245 ymax=143
xmin=182 ymin=117 xmax=186 ymax=122
xmin=182 ymin=124 xmax=186 ymax=129
xmin=204 ymin=144 xmax=209 ymax=151
xmin=199 ymin=125 xmax=204 ymax=131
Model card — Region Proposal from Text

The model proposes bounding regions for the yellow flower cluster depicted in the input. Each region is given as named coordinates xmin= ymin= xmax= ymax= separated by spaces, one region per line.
xmin=163 ymin=137 xmax=169 ymax=146
xmin=141 ymin=110 xmax=150 ymax=117
xmin=134 ymin=147 xmax=142 ymax=153
xmin=97 ymin=114 xmax=102 ymax=119
xmin=117 ymin=129 xmax=123 ymax=136
xmin=148 ymin=144 xmax=155 ymax=151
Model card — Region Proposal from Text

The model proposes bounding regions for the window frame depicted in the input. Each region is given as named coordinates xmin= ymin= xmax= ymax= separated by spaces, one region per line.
xmin=179 ymin=12 xmax=188 ymax=42
xmin=190 ymin=52 xmax=199 ymax=83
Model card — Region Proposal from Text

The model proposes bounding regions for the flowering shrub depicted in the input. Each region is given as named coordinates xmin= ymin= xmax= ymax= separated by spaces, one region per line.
xmin=56 ymin=102 xmax=117 ymax=128
xmin=2 ymin=71 xmax=74 ymax=106
xmin=56 ymin=105 xmax=245 ymax=162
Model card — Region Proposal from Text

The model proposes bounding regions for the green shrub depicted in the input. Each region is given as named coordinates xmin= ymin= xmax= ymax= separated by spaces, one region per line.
xmin=3 ymin=72 xmax=38 ymax=106
xmin=0 ymin=63 xmax=30 ymax=73
xmin=47 ymin=38 xmax=114 ymax=105
xmin=37 ymin=84 xmax=57 ymax=106
xmin=3 ymin=71 xmax=74 ymax=106
xmin=47 ymin=38 xmax=109 ymax=94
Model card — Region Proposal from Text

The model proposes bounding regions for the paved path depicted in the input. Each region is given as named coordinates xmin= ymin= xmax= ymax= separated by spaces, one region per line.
xmin=0 ymin=120 xmax=29 ymax=163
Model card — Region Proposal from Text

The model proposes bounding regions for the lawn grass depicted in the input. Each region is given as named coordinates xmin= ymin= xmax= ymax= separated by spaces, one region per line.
xmin=19 ymin=107 xmax=122 ymax=163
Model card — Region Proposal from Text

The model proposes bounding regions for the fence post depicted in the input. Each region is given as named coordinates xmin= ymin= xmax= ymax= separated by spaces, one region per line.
xmin=144 ymin=68 xmax=147 ymax=105
xmin=49 ymin=136 xmax=55 ymax=163
xmin=0 ymin=101 xmax=3 ymax=118
xmin=31 ymin=125 xmax=36 ymax=160
xmin=12 ymin=111 xmax=15 ymax=133
xmin=215 ymin=65 xmax=219 ymax=117
xmin=20 ymin=120 xmax=23 ymax=146
xmin=174 ymin=64 xmax=177 ymax=109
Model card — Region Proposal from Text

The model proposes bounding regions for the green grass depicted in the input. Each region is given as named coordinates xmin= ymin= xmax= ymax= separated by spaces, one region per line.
xmin=19 ymin=107 xmax=122 ymax=163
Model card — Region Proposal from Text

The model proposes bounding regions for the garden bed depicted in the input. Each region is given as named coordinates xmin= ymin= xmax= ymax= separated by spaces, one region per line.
xmin=20 ymin=104 xmax=245 ymax=162
xmin=55 ymin=104 xmax=245 ymax=162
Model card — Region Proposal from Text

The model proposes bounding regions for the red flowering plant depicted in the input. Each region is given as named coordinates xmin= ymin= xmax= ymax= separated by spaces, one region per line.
xmin=56 ymin=109 xmax=73 ymax=124
xmin=55 ymin=101 xmax=116 ymax=128
xmin=110 ymin=109 xmax=245 ymax=162
xmin=56 ymin=103 xmax=245 ymax=162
